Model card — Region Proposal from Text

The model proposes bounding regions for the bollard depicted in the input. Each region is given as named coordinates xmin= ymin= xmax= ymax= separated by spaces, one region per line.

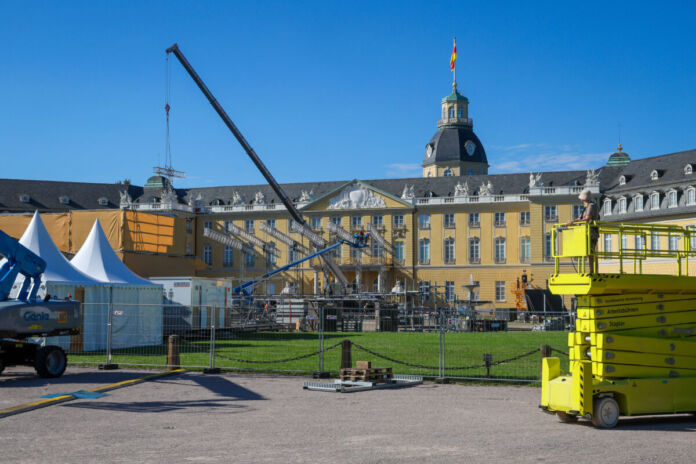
xmin=340 ymin=339 xmax=352 ymax=370
xmin=483 ymin=353 xmax=493 ymax=378
xmin=168 ymin=334 xmax=181 ymax=370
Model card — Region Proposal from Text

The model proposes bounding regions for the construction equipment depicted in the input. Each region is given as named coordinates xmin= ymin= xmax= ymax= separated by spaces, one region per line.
xmin=232 ymin=235 xmax=369 ymax=296
xmin=0 ymin=230 xmax=80 ymax=378
xmin=540 ymin=222 xmax=696 ymax=428
xmin=166 ymin=43 xmax=349 ymax=290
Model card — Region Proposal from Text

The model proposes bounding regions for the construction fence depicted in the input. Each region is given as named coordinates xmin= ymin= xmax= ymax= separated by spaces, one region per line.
xmin=60 ymin=302 xmax=572 ymax=382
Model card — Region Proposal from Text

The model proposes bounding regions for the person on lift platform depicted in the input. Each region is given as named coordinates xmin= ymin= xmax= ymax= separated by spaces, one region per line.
xmin=353 ymin=229 xmax=370 ymax=247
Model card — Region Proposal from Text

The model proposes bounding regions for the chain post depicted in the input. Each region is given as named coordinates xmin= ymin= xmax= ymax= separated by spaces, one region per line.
xmin=204 ymin=306 xmax=221 ymax=374
xmin=314 ymin=304 xmax=329 ymax=378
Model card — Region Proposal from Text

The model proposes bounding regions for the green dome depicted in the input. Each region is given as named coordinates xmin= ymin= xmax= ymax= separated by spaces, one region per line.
xmin=606 ymin=145 xmax=631 ymax=166
xmin=442 ymin=89 xmax=469 ymax=103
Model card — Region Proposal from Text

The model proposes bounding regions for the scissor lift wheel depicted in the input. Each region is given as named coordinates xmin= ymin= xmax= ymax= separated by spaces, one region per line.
xmin=592 ymin=397 xmax=620 ymax=428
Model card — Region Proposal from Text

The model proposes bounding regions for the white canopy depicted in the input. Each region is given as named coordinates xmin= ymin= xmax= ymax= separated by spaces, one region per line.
xmin=1 ymin=211 xmax=99 ymax=285
xmin=71 ymin=219 xmax=155 ymax=286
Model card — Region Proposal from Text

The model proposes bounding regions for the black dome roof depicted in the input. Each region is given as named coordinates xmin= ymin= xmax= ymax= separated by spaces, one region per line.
xmin=423 ymin=127 xmax=487 ymax=166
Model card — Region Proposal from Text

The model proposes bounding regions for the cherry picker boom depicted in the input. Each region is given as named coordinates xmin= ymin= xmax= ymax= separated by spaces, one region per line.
xmin=165 ymin=43 xmax=350 ymax=289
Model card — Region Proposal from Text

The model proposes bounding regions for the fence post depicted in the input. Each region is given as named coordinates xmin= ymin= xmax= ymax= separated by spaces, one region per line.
xmin=340 ymin=339 xmax=352 ymax=370
xmin=99 ymin=302 xmax=119 ymax=370
xmin=436 ymin=306 xmax=448 ymax=383
xmin=168 ymin=334 xmax=180 ymax=370
xmin=540 ymin=344 xmax=552 ymax=359
xmin=313 ymin=304 xmax=329 ymax=378
xmin=204 ymin=306 xmax=221 ymax=374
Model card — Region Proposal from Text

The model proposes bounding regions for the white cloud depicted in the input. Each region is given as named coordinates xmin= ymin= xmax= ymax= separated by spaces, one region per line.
xmin=489 ymin=143 xmax=610 ymax=173
xmin=385 ymin=163 xmax=422 ymax=178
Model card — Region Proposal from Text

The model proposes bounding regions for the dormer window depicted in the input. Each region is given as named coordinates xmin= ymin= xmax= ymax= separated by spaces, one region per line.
xmin=619 ymin=175 xmax=626 ymax=185
xmin=686 ymin=164 xmax=693 ymax=175
xmin=668 ymin=190 xmax=678 ymax=208
xmin=650 ymin=192 xmax=660 ymax=210
xmin=618 ymin=197 xmax=627 ymax=214
xmin=98 ymin=197 xmax=109 ymax=206
xmin=59 ymin=196 xmax=70 ymax=205
xmin=650 ymin=170 xmax=660 ymax=181
xmin=603 ymin=199 xmax=612 ymax=216
xmin=634 ymin=194 xmax=644 ymax=212
xmin=19 ymin=194 xmax=30 ymax=203
xmin=687 ymin=187 xmax=696 ymax=206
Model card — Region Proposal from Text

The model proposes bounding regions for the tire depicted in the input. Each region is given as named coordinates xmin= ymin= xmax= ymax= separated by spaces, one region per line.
xmin=592 ymin=397 xmax=620 ymax=428
xmin=34 ymin=346 xmax=67 ymax=378
xmin=556 ymin=411 xmax=578 ymax=423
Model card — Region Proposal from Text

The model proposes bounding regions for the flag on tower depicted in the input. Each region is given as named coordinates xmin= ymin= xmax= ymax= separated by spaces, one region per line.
xmin=450 ymin=38 xmax=457 ymax=71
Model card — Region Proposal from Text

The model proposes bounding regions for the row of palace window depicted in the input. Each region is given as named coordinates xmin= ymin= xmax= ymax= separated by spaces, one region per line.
xmin=604 ymin=189 xmax=696 ymax=216
xmin=418 ymin=280 xmax=507 ymax=302
xmin=207 ymin=207 xmax=576 ymax=237
xmin=417 ymin=237 xmax=534 ymax=265
xmin=600 ymin=232 xmax=696 ymax=253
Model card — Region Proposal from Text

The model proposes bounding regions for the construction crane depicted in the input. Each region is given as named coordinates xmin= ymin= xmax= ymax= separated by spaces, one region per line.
xmin=166 ymin=43 xmax=349 ymax=290
xmin=0 ymin=230 xmax=80 ymax=377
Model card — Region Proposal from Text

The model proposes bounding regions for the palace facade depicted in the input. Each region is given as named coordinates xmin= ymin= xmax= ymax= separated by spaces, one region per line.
xmin=2 ymin=86 xmax=696 ymax=308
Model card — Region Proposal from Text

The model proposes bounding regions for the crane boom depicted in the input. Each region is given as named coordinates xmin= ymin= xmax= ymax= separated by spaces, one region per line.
xmin=165 ymin=43 xmax=305 ymax=226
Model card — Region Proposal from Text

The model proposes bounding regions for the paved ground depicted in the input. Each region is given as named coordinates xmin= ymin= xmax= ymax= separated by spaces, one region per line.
xmin=1 ymin=366 xmax=696 ymax=464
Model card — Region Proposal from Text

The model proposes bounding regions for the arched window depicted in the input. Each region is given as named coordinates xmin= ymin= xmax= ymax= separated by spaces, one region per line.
xmin=668 ymin=190 xmax=678 ymax=208
xmin=457 ymin=108 xmax=464 ymax=118
xmin=448 ymin=106 xmax=455 ymax=118
xmin=619 ymin=175 xmax=626 ymax=185
xmin=603 ymin=199 xmax=612 ymax=216
xmin=651 ymin=170 xmax=659 ymax=181
xmin=444 ymin=238 xmax=455 ymax=264
xmin=685 ymin=164 xmax=693 ymax=175
xmin=687 ymin=187 xmax=696 ymax=206
xmin=419 ymin=239 xmax=430 ymax=264
xmin=651 ymin=192 xmax=660 ymax=210
xmin=469 ymin=237 xmax=480 ymax=263
xmin=634 ymin=195 xmax=644 ymax=211
xmin=443 ymin=168 xmax=453 ymax=177
xmin=618 ymin=197 xmax=627 ymax=214
xmin=495 ymin=237 xmax=506 ymax=263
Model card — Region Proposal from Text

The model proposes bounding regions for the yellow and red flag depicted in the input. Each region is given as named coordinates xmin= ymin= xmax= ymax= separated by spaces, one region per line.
xmin=450 ymin=38 xmax=457 ymax=71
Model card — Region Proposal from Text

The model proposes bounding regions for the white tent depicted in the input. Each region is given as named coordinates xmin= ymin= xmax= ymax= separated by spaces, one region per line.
xmin=1 ymin=211 xmax=100 ymax=288
xmin=70 ymin=219 xmax=163 ymax=350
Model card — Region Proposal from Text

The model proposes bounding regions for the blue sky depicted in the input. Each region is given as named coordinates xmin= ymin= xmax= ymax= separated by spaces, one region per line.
xmin=1 ymin=1 xmax=695 ymax=187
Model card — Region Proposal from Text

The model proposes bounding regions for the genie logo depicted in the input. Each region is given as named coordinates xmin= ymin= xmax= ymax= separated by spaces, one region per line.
xmin=23 ymin=312 xmax=50 ymax=322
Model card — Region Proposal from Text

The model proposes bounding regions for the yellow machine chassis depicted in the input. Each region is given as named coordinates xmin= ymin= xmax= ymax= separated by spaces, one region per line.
xmin=540 ymin=222 xmax=696 ymax=427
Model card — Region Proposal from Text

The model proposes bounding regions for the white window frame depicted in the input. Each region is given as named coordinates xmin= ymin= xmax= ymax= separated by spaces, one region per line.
xmin=204 ymin=221 xmax=213 ymax=230
xmin=603 ymin=199 xmax=612 ymax=216
xmin=445 ymin=281 xmax=455 ymax=301
xmin=619 ymin=175 xmax=626 ymax=185
xmin=469 ymin=237 xmax=480 ymax=263
xmin=520 ymin=237 xmax=531 ymax=263
xmin=223 ymin=246 xmax=234 ymax=267
xmin=618 ymin=197 xmax=627 ymax=214
xmin=651 ymin=170 xmax=659 ymax=181
xmin=520 ymin=211 xmax=530 ymax=225
xmin=443 ymin=168 xmax=454 ymax=177
xmin=419 ymin=214 xmax=430 ymax=230
xmin=544 ymin=205 xmax=557 ymax=221
xmin=634 ymin=195 xmax=644 ymax=212
xmin=685 ymin=164 xmax=693 ymax=175
xmin=495 ymin=281 xmax=506 ymax=302
xmin=266 ymin=218 xmax=276 ymax=229
xmin=668 ymin=190 xmax=678 ymax=208
xmin=651 ymin=192 xmax=660 ymax=210
xmin=469 ymin=212 xmax=480 ymax=227
xmin=494 ymin=237 xmax=506 ymax=263
xmin=203 ymin=244 xmax=213 ymax=265
xmin=392 ymin=215 xmax=404 ymax=228
xmin=687 ymin=188 xmax=696 ymax=206
xmin=669 ymin=234 xmax=679 ymax=251
xmin=444 ymin=238 xmax=456 ymax=264
xmin=245 ymin=220 xmax=254 ymax=232
xmin=419 ymin=238 xmax=430 ymax=264
xmin=494 ymin=212 xmax=506 ymax=227
xmin=394 ymin=241 xmax=404 ymax=262
xmin=604 ymin=234 xmax=612 ymax=253
xmin=311 ymin=217 xmax=322 ymax=229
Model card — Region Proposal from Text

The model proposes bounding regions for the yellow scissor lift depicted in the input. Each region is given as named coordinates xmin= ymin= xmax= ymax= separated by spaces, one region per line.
xmin=540 ymin=222 xmax=696 ymax=428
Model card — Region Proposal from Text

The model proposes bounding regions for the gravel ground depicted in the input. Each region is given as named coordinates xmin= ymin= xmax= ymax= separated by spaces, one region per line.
xmin=1 ymin=366 xmax=696 ymax=464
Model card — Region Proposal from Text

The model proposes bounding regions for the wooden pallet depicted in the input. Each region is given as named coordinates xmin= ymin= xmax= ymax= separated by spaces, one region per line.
xmin=339 ymin=367 xmax=394 ymax=382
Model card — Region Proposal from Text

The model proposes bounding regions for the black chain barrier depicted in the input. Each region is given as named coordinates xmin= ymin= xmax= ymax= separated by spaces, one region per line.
xmin=550 ymin=347 xmax=569 ymax=357
xmin=181 ymin=338 xmax=343 ymax=364
xmin=351 ymin=341 xmax=540 ymax=371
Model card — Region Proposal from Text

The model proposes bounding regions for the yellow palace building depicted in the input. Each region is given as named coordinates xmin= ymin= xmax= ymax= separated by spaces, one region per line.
xmin=2 ymin=84 xmax=695 ymax=308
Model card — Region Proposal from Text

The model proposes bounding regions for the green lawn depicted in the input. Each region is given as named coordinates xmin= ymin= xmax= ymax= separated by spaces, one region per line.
xmin=69 ymin=330 xmax=569 ymax=380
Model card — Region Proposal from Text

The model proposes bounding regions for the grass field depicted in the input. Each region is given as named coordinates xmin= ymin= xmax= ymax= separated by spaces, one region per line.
xmin=69 ymin=330 xmax=569 ymax=380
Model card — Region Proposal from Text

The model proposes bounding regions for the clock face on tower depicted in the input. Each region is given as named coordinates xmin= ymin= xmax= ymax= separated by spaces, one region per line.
xmin=465 ymin=140 xmax=476 ymax=156
xmin=426 ymin=144 xmax=433 ymax=158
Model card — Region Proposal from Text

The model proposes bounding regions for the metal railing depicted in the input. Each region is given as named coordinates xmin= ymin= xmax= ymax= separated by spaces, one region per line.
xmin=59 ymin=302 xmax=570 ymax=382
xmin=553 ymin=222 xmax=696 ymax=275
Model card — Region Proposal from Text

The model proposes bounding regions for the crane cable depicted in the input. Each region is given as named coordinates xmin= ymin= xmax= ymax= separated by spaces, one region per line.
xmin=164 ymin=54 xmax=172 ymax=171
